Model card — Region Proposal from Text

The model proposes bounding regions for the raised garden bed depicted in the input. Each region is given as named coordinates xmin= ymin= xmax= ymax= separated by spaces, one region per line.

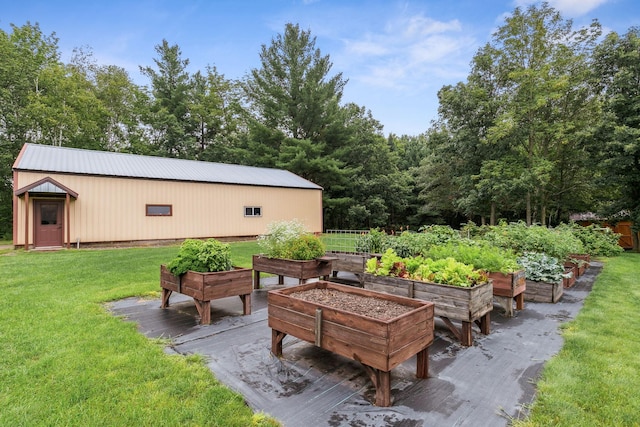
xmin=326 ymin=251 xmax=378 ymax=285
xmin=252 ymin=255 xmax=334 ymax=289
xmin=268 ymin=281 xmax=435 ymax=407
xmin=523 ymin=279 xmax=563 ymax=303
xmin=160 ymin=265 xmax=252 ymax=325
xmin=363 ymin=273 xmax=492 ymax=346
xmin=487 ymin=270 xmax=526 ymax=317
xmin=563 ymin=267 xmax=576 ymax=288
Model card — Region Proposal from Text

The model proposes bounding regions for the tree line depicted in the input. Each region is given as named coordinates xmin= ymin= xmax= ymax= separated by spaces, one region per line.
xmin=1 ymin=3 xmax=638 ymax=247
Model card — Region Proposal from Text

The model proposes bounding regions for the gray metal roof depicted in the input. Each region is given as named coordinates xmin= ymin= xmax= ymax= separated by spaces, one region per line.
xmin=13 ymin=144 xmax=323 ymax=190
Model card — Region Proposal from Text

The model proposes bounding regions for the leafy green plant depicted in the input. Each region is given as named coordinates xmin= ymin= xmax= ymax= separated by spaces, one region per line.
xmin=283 ymin=234 xmax=326 ymax=260
xmin=469 ymin=221 xmax=584 ymax=260
xmin=355 ymin=228 xmax=390 ymax=253
xmin=166 ymin=238 xmax=232 ymax=275
xmin=556 ymin=223 xmax=624 ymax=257
xmin=258 ymin=220 xmax=325 ymax=260
xmin=517 ymin=252 xmax=569 ymax=284
xmin=423 ymin=241 xmax=521 ymax=274
xmin=366 ymin=248 xmax=488 ymax=287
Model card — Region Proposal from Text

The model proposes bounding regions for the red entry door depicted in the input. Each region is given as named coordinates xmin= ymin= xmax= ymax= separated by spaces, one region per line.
xmin=34 ymin=200 xmax=64 ymax=248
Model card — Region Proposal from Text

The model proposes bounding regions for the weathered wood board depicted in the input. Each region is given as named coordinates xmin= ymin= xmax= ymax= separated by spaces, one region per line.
xmin=362 ymin=273 xmax=492 ymax=346
xmin=253 ymin=255 xmax=334 ymax=288
xmin=523 ymin=279 xmax=563 ymax=303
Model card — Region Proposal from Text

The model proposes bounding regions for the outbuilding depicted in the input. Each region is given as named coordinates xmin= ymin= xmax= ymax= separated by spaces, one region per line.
xmin=12 ymin=143 xmax=323 ymax=250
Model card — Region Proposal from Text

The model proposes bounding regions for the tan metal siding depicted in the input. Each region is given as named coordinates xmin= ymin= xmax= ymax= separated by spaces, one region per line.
xmin=14 ymin=172 xmax=323 ymax=245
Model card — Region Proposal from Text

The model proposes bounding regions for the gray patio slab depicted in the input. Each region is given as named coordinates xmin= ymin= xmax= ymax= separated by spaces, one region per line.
xmin=109 ymin=263 xmax=601 ymax=426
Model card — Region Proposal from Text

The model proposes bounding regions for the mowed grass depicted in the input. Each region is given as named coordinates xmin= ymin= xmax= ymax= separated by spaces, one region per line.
xmin=0 ymin=242 xmax=278 ymax=427
xmin=515 ymin=252 xmax=640 ymax=426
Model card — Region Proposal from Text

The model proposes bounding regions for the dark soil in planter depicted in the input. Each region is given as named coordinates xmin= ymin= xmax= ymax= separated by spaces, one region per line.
xmin=289 ymin=288 xmax=415 ymax=320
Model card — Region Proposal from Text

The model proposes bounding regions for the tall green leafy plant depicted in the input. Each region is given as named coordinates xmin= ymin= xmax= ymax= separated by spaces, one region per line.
xmin=167 ymin=238 xmax=232 ymax=275
xmin=556 ymin=223 xmax=623 ymax=257
xmin=423 ymin=241 xmax=521 ymax=274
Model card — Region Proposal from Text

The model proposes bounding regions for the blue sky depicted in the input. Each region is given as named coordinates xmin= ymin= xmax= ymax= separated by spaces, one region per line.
xmin=2 ymin=0 xmax=639 ymax=136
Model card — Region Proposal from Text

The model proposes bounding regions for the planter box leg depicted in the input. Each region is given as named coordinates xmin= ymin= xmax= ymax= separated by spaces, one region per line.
xmin=193 ymin=299 xmax=211 ymax=325
xmin=494 ymin=295 xmax=513 ymax=317
xmin=362 ymin=364 xmax=392 ymax=407
xmin=161 ymin=289 xmax=172 ymax=308
xmin=271 ymin=329 xmax=286 ymax=357
xmin=254 ymin=270 xmax=261 ymax=289
xmin=240 ymin=294 xmax=251 ymax=315
xmin=416 ymin=347 xmax=429 ymax=379
xmin=477 ymin=312 xmax=490 ymax=335
xmin=515 ymin=293 xmax=524 ymax=310
xmin=278 ymin=275 xmax=284 ymax=285
xmin=461 ymin=321 xmax=473 ymax=346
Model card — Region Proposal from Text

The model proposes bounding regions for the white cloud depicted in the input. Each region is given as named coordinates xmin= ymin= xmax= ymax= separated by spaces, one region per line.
xmin=337 ymin=12 xmax=475 ymax=92
xmin=402 ymin=15 xmax=462 ymax=37
xmin=344 ymin=38 xmax=390 ymax=56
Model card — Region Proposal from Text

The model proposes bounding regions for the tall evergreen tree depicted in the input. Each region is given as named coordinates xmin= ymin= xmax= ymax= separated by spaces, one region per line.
xmin=140 ymin=40 xmax=195 ymax=158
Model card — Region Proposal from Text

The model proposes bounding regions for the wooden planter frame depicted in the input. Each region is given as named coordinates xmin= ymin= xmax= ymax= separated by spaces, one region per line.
xmin=268 ymin=281 xmax=435 ymax=407
xmin=565 ymin=253 xmax=590 ymax=278
xmin=363 ymin=273 xmax=492 ymax=346
xmin=252 ymin=255 xmax=334 ymax=289
xmin=487 ymin=270 xmax=526 ymax=317
xmin=160 ymin=265 xmax=252 ymax=325
xmin=326 ymin=251 xmax=377 ymax=285
xmin=523 ymin=279 xmax=563 ymax=303
xmin=563 ymin=267 xmax=576 ymax=288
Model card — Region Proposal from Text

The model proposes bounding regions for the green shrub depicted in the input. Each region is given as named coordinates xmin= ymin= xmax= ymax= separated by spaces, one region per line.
xmin=282 ymin=234 xmax=326 ymax=260
xmin=356 ymin=226 xmax=463 ymax=257
xmin=470 ymin=221 xmax=584 ymax=260
xmin=557 ymin=223 xmax=624 ymax=257
xmin=167 ymin=238 xmax=232 ymax=275
xmin=354 ymin=228 xmax=390 ymax=253
xmin=258 ymin=220 xmax=325 ymax=260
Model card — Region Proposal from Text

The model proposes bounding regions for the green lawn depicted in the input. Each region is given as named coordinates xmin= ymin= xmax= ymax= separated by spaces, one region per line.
xmin=514 ymin=252 xmax=640 ymax=426
xmin=0 ymin=243 xmax=278 ymax=427
xmin=1 ymin=245 xmax=638 ymax=426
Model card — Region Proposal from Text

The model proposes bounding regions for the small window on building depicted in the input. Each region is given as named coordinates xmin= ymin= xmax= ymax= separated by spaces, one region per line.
xmin=146 ymin=204 xmax=172 ymax=216
xmin=244 ymin=206 xmax=262 ymax=217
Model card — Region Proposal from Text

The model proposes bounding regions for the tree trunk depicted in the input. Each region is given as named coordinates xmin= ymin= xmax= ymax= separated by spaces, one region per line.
xmin=541 ymin=205 xmax=546 ymax=226
xmin=526 ymin=191 xmax=532 ymax=226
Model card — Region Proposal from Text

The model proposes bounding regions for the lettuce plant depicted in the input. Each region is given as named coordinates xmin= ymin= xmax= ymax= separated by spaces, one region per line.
xmin=366 ymin=249 xmax=488 ymax=287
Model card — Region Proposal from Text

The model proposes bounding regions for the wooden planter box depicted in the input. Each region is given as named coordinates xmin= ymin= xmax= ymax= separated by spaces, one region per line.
xmin=563 ymin=267 xmax=576 ymax=288
xmin=566 ymin=253 xmax=590 ymax=277
xmin=326 ymin=251 xmax=377 ymax=285
xmin=523 ymin=279 xmax=563 ymax=303
xmin=487 ymin=270 xmax=526 ymax=317
xmin=160 ymin=265 xmax=252 ymax=325
xmin=363 ymin=273 xmax=492 ymax=346
xmin=268 ymin=281 xmax=435 ymax=407
xmin=252 ymin=255 xmax=334 ymax=289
